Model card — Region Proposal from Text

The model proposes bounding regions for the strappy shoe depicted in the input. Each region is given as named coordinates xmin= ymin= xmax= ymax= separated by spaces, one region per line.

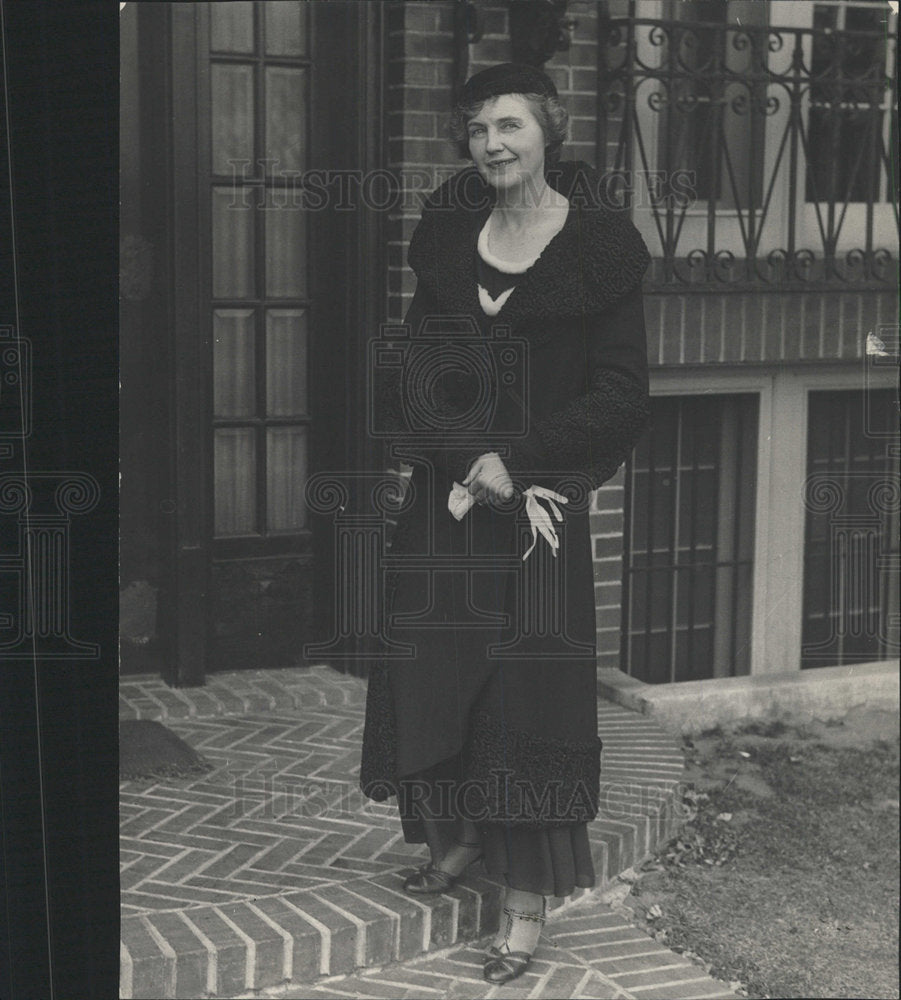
xmin=402 ymin=839 xmax=482 ymax=895
xmin=482 ymin=899 xmax=547 ymax=984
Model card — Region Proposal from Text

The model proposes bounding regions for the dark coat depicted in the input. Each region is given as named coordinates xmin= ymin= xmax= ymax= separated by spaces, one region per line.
xmin=360 ymin=162 xmax=650 ymax=830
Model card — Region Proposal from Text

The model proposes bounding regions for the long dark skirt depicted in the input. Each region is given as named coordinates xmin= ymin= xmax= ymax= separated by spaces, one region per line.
xmin=360 ymin=460 xmax=603 ymax=899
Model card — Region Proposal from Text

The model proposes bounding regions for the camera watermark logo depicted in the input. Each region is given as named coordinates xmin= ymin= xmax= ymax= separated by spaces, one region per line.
xmin=368 ymin=315 xmax=529 ymax=441
xmin=307 ymin=311 xmax=600 ymax=661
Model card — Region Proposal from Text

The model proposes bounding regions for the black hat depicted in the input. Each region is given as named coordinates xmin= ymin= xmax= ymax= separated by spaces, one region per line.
xmin=456 ymin=62 xmax=558 ymax=107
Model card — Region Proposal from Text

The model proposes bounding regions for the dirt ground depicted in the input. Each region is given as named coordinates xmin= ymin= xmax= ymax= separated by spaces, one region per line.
xmin=620 ymin=707 xmax=900 ymax=999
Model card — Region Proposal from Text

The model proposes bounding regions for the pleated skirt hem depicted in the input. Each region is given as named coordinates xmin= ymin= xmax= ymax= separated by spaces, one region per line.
xmin=396 ymin=754 xmax=596 ymax=899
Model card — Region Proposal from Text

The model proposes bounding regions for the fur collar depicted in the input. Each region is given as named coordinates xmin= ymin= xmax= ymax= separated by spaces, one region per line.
xmin=408 ymin=161 xmax=650 ymax=342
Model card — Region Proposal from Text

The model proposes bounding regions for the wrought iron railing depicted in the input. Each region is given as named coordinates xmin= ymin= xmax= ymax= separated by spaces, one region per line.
xmin=597 ymin=12 xmax=899 ymax=288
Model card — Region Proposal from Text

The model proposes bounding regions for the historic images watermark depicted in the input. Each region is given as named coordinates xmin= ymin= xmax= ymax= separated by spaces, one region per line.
xmin=221 ymin=162 xmax=699 ymax=214
xmin=227 ymin=768 xmax=687 ymax=824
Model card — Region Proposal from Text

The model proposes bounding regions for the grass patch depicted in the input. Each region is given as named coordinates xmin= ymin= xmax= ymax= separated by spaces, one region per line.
xmin=626 ymin=724 xmax=900 ymax=999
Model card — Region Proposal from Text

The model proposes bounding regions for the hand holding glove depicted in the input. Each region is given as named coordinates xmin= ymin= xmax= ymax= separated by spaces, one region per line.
xmin=461 ymin=452 xmax=515 ymax=505
xmin=448 ymin=462 xmax=569 ymax=562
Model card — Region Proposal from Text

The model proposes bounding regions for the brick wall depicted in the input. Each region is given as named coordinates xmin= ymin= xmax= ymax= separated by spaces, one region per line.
xmin=643 ymin=288 xmax=898 ymax=366
xmin=385 ymin=1 xmax=457 ymax=324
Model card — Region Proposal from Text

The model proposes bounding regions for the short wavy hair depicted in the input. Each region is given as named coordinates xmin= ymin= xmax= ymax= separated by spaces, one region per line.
xmin=447 ymin=91 xmax=569 ymax=166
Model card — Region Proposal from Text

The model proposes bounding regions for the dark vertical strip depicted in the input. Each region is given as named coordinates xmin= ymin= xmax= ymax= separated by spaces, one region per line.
xmin=786 ymin=26 xmax=801 ymax=259
xmin=838 ymin=393 xmax=851 ymax=661
xmin=624 ymin=1 xmax=637 ymax=212
xmin=171 ymin=1 xmax=211 ymax=683
xmin=707 ymin=396 xmax=722 ymax=681
xmin=620 ymin=450 xmax=634 ymax=674
xmin=0 ymin=2 xmax=118 ymax=996
xmin=666 ymin=401 xmax=681 ymax=683
xmin=685 ymin=396 xmax=699 ymax=677
xmin=642 ymin=403 xmax=657 ymax=680
xmin=802 ymin=392 xmax=818 ymax=666
xmin=595 ymin=1 xmax=608 ymax=175
xmin=253 ymin=4 xmax=267 ymax=535
xmin=729 ymin=398 xmax=744 ymax=676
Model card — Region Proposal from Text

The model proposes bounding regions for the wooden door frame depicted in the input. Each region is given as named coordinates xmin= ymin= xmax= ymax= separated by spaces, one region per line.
xmin=159 ymin=2 xmax=210 ymax=685
xmin=307 ymin=3 xmax=387 ymax=658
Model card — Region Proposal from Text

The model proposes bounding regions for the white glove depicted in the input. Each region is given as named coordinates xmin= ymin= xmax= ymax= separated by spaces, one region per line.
xmin=448 ymin=481 xmax=477 ymax=521
xmin=447 ymin=480 xmax=569 ymax=560
xmin=521 ymin=486 xmax=568 ymax=561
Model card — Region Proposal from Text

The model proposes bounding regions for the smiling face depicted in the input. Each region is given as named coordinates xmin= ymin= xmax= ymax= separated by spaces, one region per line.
xmin=466 ymin=94 xmax=547 ymax=194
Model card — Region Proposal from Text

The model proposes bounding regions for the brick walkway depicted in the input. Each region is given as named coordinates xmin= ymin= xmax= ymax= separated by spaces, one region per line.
xmin=240 ymin=898 xmax=740 ymax=1000
xmin=119 ymin=666 xmax=739 ymax=1000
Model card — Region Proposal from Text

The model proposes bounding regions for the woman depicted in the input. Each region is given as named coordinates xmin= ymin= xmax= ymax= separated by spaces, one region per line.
xmin=361 ymin=63 xmax=650 ymax=984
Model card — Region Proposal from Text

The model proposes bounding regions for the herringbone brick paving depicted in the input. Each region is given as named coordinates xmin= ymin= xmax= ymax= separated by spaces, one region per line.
xmin=234 ymin=898 xmax=740 ymax=1000
xmin=119 ymin=667 xmax=739 ymax=999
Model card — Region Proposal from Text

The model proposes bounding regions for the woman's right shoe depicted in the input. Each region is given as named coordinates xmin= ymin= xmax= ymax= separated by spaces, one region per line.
xmin=402 ymin=839 xmax=482 ymax=895
xmin=482 ymin=900 xmax=547 ymax=984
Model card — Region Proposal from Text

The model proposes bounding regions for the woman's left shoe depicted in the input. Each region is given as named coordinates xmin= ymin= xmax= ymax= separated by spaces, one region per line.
xmin=482 ymin=900 xmax=547 ymax=984
xmin=403 ymin=839 xmax=482 ymax=895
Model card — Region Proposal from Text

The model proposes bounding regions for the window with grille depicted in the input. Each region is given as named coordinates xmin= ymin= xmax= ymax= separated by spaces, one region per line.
xmin=622 ymin=394 xmax=759 ymax=683
xmin=802 ymin=388 xmax=900 ymax=666
xmin=208 ymin=2 xmax=310 ymax=539
xmin=657 ymin=0 xmax=768 ymax=210
xmin=806 ymin=2 xmax=897 ymax=205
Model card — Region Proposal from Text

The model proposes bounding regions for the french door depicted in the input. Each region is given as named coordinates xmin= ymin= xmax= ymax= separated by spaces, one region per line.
xmin=163 ymin=1 xmax=383 ymax=682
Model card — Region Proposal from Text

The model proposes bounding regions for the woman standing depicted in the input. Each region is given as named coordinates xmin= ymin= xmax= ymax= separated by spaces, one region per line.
xmin=361 ymin=63 xmax=650 ymax=984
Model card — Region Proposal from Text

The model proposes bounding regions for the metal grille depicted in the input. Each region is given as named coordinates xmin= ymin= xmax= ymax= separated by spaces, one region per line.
xmin=621 ymin=394 xmax=759 ymax=683
xmin=597 ymin=1 xmax=898 ymax=287
xmin=802 ymin=388 xmax=900 ymax=666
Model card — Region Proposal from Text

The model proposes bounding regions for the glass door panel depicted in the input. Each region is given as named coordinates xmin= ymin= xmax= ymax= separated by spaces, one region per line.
xmin=267 ymin=427 xmax=308 ymax=532
xmin=265 ymin=309 xmax=308 ymax=416
xmin=211 ymin=63 xmax=255 ymax=175
xmin=213 ymin=309 xmax=255 ymax=417
xmin=210 ymin=1 xmax=254 ymax=53
xmin=208 ymin=2 xmax=310 ymax=544
xmin=214 ymin=429 xmax=257 ymax=535
xmin=264 ymin=3 xmax=307 ymax=56
xmin=211 ymin=187 xmax=255 ymax=298
xmin=265 ymin=67 xmax=307 ymax=172
xmin=265 ymin=199 xmax=307 ymax=297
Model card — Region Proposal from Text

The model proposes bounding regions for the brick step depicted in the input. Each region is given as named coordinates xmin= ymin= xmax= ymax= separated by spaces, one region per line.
xmin=227 ymin=899 xmax=742 ymax=1000
xmin=121 ymin=796 xmax=682 ymax=999
xmin=120 ymin=665 xmax=367 ymax=723
xmin=120 ymin=671 xmax=687 ymax=999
